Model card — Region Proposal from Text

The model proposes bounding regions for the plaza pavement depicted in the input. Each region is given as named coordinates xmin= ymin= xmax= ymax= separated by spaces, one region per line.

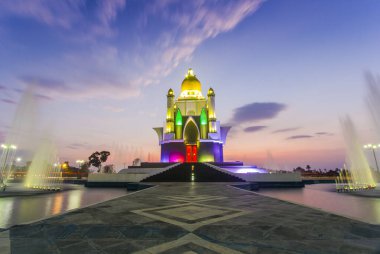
xmin=1 ymin=182 xmax=380 ymax=254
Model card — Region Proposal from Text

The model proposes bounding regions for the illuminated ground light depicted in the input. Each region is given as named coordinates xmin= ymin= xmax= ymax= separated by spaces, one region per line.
xmin=223 ymin=166 xmax=268 ymax=174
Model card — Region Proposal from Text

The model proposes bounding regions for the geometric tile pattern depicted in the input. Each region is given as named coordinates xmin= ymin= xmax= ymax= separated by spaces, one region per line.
xmin=3 ymin=183 xmax=380 ymax=253
xmin=159 ymin=195 xmax=226 ymax=203
xmin=132 ymin=201 xmax=250 ymax=231
xmin=132 ymin=233 xmax=244 ymax=254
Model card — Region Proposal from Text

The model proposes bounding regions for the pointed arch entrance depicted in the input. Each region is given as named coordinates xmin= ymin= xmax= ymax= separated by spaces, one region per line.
xmin=183 ymin=118 xmax=199 ymax=162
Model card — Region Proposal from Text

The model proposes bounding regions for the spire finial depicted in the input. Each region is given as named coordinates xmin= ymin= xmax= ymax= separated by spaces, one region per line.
xmin=185 ymin=68 xmax=194 ymax=78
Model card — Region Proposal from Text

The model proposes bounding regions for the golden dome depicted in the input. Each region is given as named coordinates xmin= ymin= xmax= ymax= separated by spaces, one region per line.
xmin=181 ymin=68 xmax=201 ymax=92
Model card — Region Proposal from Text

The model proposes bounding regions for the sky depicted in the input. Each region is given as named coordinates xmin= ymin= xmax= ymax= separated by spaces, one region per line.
xmin=0 ymin=0 xmax=380 ymax=170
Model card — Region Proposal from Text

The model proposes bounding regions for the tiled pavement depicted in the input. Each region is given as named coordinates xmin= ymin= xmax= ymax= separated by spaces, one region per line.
xmin=1 ymin=183 xmax=380 ymax=254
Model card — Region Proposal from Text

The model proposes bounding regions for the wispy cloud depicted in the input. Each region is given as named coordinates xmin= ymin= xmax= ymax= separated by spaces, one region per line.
xmin=231 ymin=102 xmax=287 ymax=124
xmin=315 ymin=132 xmax=333 ymax=136
xmin=20 ymin=75 xmax=67 ymax=91
xmin=273 ymin=127 xmax=300 ymax=133
xmin=66 ymin=142 xmax=90 ymax=150
xmin=78 ymin=0 xmax=261 ymax=99
xmin=0 ymin=0 xmax=263 ymax=100
xmin=287 ymin=135 xmax=313 ymax=140
xmin=0 ymin=0 xmax=126 ymax=39
xmin=1 ymin=98 xmax=16 ymax=104
xmin=133 ymin=0 xmax=263 ymax=95
xmin=244 ymin=125 xmax=267 ymax=133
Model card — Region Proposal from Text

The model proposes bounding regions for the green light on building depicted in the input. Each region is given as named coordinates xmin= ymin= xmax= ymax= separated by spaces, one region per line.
xmin=175 ymin=110 xmax=182 ymax=125
xmin=200 ymin=108 xmax=207 ymax=125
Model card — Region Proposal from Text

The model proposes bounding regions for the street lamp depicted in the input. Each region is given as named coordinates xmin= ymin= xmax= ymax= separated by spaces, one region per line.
xmin=363 ymin=143 xmax=380 ymax=172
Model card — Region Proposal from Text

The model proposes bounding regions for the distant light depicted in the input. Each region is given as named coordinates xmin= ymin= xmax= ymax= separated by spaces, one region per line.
xmin=364 ymin=145 xmax=368 ymax=149
xmin=16 ymin=157 xmax=21 ymax=162
xmin=10 ymin=145 xmax=17 ymax=149
xmin=1 ymin=144 xmax=7 ymax=149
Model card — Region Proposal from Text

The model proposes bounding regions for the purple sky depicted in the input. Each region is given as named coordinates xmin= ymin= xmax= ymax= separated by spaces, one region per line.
xmin=0 ymin=0 xmax=380 ymax=170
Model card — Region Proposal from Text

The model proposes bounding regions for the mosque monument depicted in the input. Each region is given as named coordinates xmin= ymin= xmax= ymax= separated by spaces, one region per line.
xmin=154 ymin=69 xmax=231 ymax=163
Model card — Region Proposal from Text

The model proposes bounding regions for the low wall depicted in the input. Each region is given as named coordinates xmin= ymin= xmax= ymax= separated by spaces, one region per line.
xmin=128 ymin=162 xmax=176 ymax=168
xmin=210 ymin=161 xmax=244 ymax=167
xmin=118 ymin=168 xmax=164 ymax=174
xmin=87 ymin=173 xmax=149 ymax=183
xmin=240 ymin=172 xmax=302 ymax=182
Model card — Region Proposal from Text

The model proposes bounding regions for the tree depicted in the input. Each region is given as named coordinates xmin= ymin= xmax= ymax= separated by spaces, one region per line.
xmin=88 ymin=151 xmax=111 ymax=172
xmin=100 ymin=151 xmax=111 ymax=164
xmin=89 ymin=152 xmax=101 ymax=172
xmin=103 ymin=164 xmax=115 ymax=174
xmin=306 ymin=165 xmax=311 ymax=171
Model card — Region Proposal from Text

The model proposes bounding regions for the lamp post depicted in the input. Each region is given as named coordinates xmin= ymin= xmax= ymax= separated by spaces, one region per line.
xmin=363 ymin=144 xmax=380 ymax=172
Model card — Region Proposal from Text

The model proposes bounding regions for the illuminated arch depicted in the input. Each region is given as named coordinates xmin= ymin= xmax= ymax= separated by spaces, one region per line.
xmin=183 ymin=117 xmax=200 ymax=145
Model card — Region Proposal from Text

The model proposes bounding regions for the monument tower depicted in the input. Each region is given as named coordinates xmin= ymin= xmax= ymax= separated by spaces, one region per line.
xmin=154 ymin=68 xmax=231 ymax=163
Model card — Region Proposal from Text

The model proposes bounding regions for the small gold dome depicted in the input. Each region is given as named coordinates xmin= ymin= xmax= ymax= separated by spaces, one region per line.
xmin=181 ymin=68 xmax=201 ymax=92
xmin=167 ymin=88 xmax=174 ymax=96
xmin=208 ymin=87 xmax=215 ymax=96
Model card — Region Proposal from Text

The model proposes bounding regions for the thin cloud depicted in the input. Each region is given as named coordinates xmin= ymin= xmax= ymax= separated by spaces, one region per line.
xmin=20 ymin=75 xmax=68 ymax=91
xmin=0 ymin=0 xmax=126 ymax=39
xmin=1 ymin=98 xmax=16 ymax=104
xmin=273 ymin=127 xmax=300 ymax=133
xmin=0 ymin=1 xmax=263 ymax=100
xmin=287 ymin=135 xmax=313 ymax=140
xmin=315 ymin=132 xmax=333 ymax=136
xmin=66 ymin=143 xmax=90 ymax=150
xmin=244 ymin=126 xmax=267 ymax=133
xmin=231 ymin=102 xmax=287 ymax=124
xmin=133 ymin=0 xmax=263 ymax=97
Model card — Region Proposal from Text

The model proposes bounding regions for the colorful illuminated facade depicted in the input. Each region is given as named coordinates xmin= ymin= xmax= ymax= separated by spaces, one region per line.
xmin=154 ymin=69 xmax=231 ymax=163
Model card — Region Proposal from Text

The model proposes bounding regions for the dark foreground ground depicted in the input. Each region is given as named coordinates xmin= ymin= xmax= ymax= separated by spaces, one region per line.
xmin=1 ymin=183 xmax=380 ymax=254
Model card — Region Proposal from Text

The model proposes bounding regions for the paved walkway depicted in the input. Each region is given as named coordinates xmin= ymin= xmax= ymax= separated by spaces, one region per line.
xmin=1 ymin=183 xmax=380 ymax=253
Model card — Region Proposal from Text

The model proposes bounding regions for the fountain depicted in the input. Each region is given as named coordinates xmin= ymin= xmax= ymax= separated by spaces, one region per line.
xmin=0 ymin=86 xmax=62 ymax=193
xmin=335 ymin=73 xmax=380 ymax=192
xmin=0 ymin=144 xmax=18 ymax=190
xmin=337 ymin=116 xmax=377 ymax=192
xmin=24 ymin=138 xmax=62 ymax=190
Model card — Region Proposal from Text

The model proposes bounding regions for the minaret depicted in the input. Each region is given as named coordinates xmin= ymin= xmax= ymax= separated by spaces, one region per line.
xmin=207 ymin=87 xmax=216 ymax=133
xmin=165 ymin=88 xmax=175 ymax=133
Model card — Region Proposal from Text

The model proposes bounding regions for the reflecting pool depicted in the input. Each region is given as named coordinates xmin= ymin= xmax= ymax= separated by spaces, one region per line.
xmin=0 ymin=184 xmax=127 ymax=228
xmin=256 ymin=184 xmax=380 ymax=224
